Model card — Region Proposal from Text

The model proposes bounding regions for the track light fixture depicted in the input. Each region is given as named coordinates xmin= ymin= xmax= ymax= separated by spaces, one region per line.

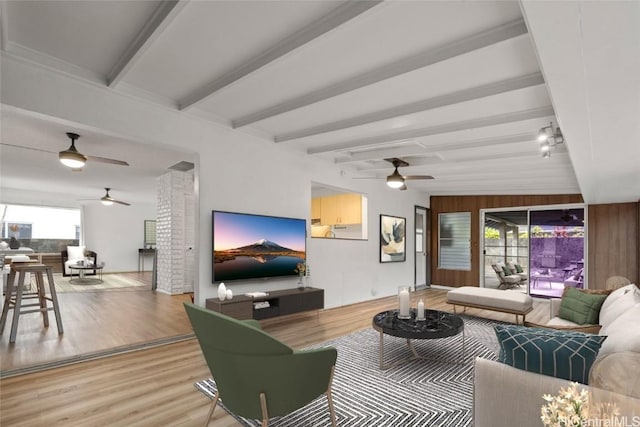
xmin=537 ymin=122 xmax=564 ymax=158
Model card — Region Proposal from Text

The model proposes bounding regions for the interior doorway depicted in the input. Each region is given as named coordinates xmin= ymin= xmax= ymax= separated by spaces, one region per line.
xmin=415 ymin=206 xmax=430 ymax=289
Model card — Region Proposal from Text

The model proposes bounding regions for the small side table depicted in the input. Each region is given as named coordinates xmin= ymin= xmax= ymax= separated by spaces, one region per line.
xmin=138 ymin=248 xmax=156 ymax=272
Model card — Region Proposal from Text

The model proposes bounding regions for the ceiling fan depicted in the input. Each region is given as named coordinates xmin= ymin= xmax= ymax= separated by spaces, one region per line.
xmin=79 ymin=188 xmax=131 ymax=206
xmin=1 ymin=132 xmax=129 ymax=170
xmin=356 ymin=158 xmax=434 ymax=190
xmin=538 ymin=209 xmax=584 ymax=226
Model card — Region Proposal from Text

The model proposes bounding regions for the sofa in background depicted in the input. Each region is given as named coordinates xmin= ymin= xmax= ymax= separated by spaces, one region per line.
xmin=474 ymin=282 xmax=640 ymax=427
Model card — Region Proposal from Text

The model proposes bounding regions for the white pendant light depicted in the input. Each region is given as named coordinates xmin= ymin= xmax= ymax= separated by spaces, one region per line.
xmin=59 ymin=133 xmax=87 ymax=168
xmin=386 ymin=168 xmax=405 ymax=189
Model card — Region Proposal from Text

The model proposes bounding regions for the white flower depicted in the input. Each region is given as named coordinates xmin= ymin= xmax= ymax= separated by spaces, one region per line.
xmin=541 ymin=382 xmax=618 ymax=427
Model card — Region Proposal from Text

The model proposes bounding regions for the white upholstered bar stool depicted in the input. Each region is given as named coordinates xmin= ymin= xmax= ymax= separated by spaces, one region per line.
xmin=0 ymin=263 xmax=63 ymax=343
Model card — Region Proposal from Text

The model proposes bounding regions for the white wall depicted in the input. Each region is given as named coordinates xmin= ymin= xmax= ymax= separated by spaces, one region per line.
xmin=1 ymin=55 xmax=429 ymax=309
xmin=83 ymin=202 xmax=156 ymax=273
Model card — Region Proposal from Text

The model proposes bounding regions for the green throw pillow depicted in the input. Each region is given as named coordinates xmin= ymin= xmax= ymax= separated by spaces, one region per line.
xmin=558 ymin=288 xmax=608 ymax=325
xmin=494 ymin=325 xmax=606 ymax=384
xmin=514 ymin=264 xmax=524 ymax=273
xmin=501 ymin=265 xmax=513 ymax=276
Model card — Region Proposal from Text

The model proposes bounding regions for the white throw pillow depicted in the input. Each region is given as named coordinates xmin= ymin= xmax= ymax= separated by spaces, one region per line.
xmin=67 ymin=246 xmax=85 ymax=261
xmin=600 ymin=285 xmax=640 ymax=331
xmin=598 ymin=303 xmax=640 ymax=357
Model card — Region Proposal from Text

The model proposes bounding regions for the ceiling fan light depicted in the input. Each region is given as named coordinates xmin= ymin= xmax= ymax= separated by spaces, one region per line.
xmin=101 ymin=199 xmax=114 ymax=206
xmin=386 ymin=169 xmax=405 ymax=189
xmin=59 ymin=150 xmax=87 ymax=168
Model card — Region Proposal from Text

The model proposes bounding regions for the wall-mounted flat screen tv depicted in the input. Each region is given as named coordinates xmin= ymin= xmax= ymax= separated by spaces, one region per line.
xmin=212 ymin=210 xmax=306 ymax=282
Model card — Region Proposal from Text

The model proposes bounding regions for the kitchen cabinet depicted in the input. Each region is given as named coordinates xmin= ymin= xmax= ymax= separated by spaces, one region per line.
xmin=314 ymin=193 xmax=362 ymax=225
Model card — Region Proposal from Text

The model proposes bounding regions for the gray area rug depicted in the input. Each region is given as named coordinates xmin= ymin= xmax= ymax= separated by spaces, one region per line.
xmin=195 ymin=315 xmax=505 ymax=426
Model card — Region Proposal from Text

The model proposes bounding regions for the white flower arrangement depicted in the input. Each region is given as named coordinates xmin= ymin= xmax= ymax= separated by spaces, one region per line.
xmin=541 ymin=382 xmax=620 ymax=427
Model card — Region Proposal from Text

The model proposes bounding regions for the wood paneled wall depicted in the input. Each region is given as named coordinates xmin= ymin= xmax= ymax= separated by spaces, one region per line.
xmin=588 ymin=202 xmax=640 ymax=288
xmin=429 ymin=194 xmax=583 ymax=287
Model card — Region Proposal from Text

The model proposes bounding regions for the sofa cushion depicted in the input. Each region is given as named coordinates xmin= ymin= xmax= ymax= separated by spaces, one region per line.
xmin=514 ymin=264 xmax=524 ymax=273
xmin=561 ymin=287 xmax=612 ymax=298
xmin=598 ymin=303 xmax=640 ymax=356
xmin=589 ymin=351 xmax=640 ymax=400
xmin=67 ymin=245 xmax=85 ymax=261
xmin=558 ymin=288 xmax=608 ymax=325
xmin=599 ymin=284 xmax=640 ymax=331
xmin=501 ymin=265 xmax=513 ymax=276
xmin=546 ymin=316 xmax=581 ymax=327
xmin=600 ymin=284 xmax=637 ymax=312
xmin=494 ymin=325 xmax=606 ymax=384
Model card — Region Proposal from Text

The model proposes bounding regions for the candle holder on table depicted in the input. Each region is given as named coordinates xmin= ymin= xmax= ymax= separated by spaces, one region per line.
xmin=397 ymin=286 xmax=411 ymax=319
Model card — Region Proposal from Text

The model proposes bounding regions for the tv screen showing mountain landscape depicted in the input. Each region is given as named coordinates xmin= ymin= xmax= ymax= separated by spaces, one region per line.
xmin=212 ymin=210 xmax=306 ymax=282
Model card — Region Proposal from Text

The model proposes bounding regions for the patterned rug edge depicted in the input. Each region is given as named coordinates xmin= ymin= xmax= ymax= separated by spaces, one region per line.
xmin=0 ymin=332 xmax=195 ymax=379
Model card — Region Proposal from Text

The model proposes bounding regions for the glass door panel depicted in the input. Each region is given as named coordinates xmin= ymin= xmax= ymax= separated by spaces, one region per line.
xmin=482 ymin=210 xmax=528 ymax=292
xmin=529 ymin=208 xmax=585 ymax=298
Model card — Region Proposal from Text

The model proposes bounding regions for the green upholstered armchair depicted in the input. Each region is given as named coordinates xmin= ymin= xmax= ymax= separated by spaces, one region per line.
xmin=184 ymin=303 xmax=338 ymax=427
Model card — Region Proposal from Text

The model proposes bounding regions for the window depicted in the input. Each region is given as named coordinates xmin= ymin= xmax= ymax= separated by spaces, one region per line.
xmin=438 ymin=212 xmax=471 ymax=270
xmin=1 ymin=204 xmax=80 ymax=252
xmin=2 ymin=223 xmax=32 ymax=239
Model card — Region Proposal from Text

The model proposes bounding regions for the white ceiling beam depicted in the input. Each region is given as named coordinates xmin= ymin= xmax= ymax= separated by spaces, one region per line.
xmin=107 ymin=0 xmax=189 ymax=88
xmin=234 ymin=18 xmax=528 ymax=128
xmin=357 ymin=149 xmax=567 ymax=172
xmin=179 ymin=0 xmax=384 ymax=111
xmin=276 ymin=72 xmax=545 ymax=142
xmin=335 ymin=132 xmax=539 ymax=163
xmin=308 ymin=106 xmax=555 ymax=154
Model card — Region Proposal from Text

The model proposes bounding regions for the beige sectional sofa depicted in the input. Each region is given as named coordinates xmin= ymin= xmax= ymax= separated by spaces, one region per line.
xmin=474 ymin=283 xmax=640 ymax=427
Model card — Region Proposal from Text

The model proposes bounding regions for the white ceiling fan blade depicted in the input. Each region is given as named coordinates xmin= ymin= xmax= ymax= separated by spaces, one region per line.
xmin=2 ymin=142 xmax=128 ymax=166
xmin=112 ymin=199 xmax=131 ymax=206
xmin=0 ymin=143 xmax=56 ymax=154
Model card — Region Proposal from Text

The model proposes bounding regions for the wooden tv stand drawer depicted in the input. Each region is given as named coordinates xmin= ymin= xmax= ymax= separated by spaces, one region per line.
xmin=205 ymin=287 xmax=324 ymax=320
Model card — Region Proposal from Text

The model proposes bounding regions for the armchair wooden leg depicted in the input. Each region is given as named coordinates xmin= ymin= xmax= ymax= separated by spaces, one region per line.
xmin=327 ymin=366 xmax=337 ymax=427
xmin=260 ymin=392 xmax=269 ymax=427
xmin=204 ymin=393 xmax=219 ymax=427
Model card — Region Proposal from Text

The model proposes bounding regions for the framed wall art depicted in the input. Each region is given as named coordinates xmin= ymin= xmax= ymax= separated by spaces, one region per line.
xmin=380 ymin=214 xmax=406 ymax=263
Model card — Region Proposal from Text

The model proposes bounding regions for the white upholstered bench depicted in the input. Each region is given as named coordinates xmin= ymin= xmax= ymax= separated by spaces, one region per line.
xmin=446 ymin=287 xmax=533 ymax=325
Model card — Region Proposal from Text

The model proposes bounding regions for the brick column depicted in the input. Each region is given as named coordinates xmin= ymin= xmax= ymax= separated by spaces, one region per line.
xmin=156 ymin=170 xmax=194 ymax=294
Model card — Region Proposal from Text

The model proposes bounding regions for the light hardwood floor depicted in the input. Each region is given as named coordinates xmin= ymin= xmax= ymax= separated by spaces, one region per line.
xmin=1 ymin=272 xmax=193 ymax=373
xmin=0 ymin=288 xmax=550 ymax=427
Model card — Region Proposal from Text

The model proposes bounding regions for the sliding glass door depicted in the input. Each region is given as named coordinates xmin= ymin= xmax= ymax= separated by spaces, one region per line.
xmin=529 ymin=208 xmax=585 ymax=298
xmin=481 ymin=206 xmax=585 ymax=298
xmin=482 ymin=210 xmax=528 ymax=291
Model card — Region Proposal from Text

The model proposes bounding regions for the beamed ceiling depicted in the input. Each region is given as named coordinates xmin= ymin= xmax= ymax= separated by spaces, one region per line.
xmin=1 ymin=1 xmax=638 ymax=205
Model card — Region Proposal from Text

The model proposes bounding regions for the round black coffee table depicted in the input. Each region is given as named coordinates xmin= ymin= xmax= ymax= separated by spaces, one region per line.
xmin=68 ymin=263 xmax=104 ymax=285
xmin=372 ymin=309 xmax=465 ymax=369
